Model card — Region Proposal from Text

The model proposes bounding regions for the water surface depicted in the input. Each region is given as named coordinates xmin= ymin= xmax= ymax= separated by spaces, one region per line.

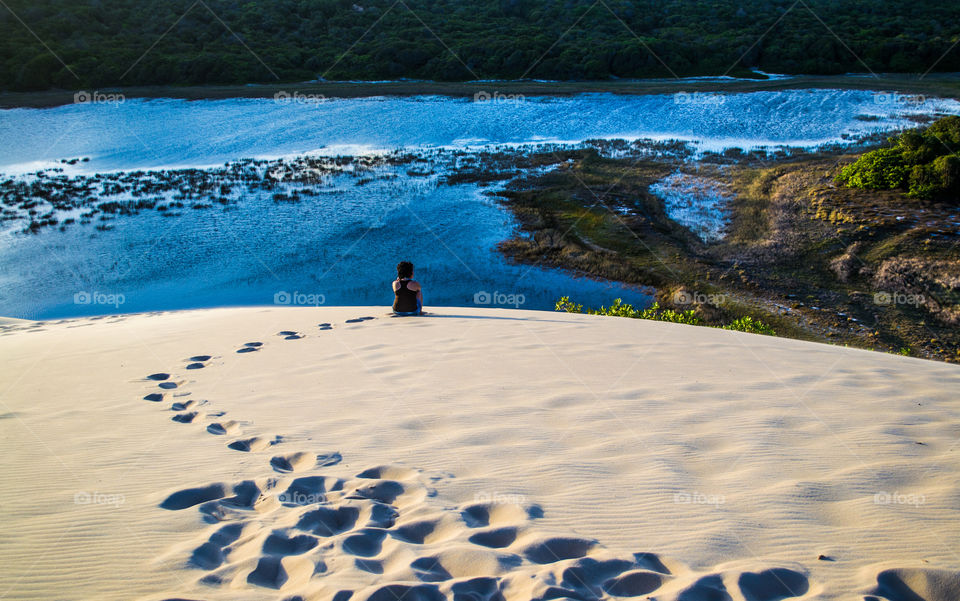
xmin=2 ymin=90 xmax=957 ymax=318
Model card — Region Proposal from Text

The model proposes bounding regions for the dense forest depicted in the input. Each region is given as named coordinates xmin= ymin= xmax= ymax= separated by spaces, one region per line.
xmin=1 ymin=0 xmax=959 ymax=91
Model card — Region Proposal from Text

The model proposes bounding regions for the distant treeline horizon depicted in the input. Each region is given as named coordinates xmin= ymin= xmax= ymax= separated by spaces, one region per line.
xmin=1 ymin=0 xmax=958 ymax=92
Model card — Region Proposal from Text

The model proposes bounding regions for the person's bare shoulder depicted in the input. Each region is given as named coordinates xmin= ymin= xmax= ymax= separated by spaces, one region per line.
xmin=407 ymin=280 xmax=421 ymax=291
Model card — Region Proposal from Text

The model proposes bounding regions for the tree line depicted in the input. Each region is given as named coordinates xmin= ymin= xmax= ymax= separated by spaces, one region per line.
xmin=1 ymin=0 xmax=958 ymax=91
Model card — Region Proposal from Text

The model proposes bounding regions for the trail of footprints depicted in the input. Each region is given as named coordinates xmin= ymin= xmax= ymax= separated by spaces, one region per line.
xmin=140 ymin=315 xmax=928 ymax=601
xmin=145 ymin=319 xmax=366 ymax=455
xmin=155 ymin=468 xmax=813 ymax=601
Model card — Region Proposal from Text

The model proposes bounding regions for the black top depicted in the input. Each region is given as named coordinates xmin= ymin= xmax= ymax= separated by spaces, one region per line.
xmin=393 ymin=279 xmax=418 ymax=313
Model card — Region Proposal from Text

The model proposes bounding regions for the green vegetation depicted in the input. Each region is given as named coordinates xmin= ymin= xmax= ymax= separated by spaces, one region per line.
xmin=496 ymin=142 xmax=958 ymax=361
xmin=721 ymin=316 xmax=777 ymax=336
xmin=2 ymin=0 xmax=959 ymax=91
xmin=836 ymin=116 xmax=960 ymax=201
xmin=556 ymin=297 xmax=701 ymax=324
xmin=555 ymin=296 xmax=776 ymax=335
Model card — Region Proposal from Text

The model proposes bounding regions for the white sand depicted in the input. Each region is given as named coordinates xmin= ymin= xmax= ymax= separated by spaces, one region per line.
xmin=1 ymin=306 xmax=958 ymax=601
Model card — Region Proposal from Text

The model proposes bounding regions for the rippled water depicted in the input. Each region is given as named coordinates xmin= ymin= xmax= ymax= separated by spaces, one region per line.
xmin=0 ymin=172 xmax=652 ymax=319
xmin=2 ymin=90 xmax=958 ymax=172
xmin=1 ymin=90 xmax=956 ymax=318
xmin=650 ymin=172 xmax=735 ymax=243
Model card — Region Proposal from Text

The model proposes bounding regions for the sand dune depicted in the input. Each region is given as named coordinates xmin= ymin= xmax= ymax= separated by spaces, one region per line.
xmin=1 ymin=307 xmax=958 ymax=601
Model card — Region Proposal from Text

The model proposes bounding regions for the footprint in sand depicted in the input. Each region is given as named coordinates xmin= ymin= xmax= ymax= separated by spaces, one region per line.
xmin=146 ymin=373 xmax=169 ymax=381
xmin=171 ymin=399 xmax=201 ymax=411
xmin=521 ymin=536 xmax=598 ymax=564
xmin=172 ymin=411 xmax=203 ymax=423
xmin=318 ymin=323 xmax=333 ymax=331
xmin=207 ymin=421 xmax=242 ymax=436
xmin=296 ymin=505 xmax=361 ymax=535
xmin=159 ymin=460 xmax=822 ymax=601
xmin=198 ymin=480 xmax=281 ymax=523
xmin=277 ymin=331 xmax=304 ymax=340
xmin=270 ymin=451 xmax=342 ymax=473
xmin=160 ymin=482 xmax=228 ymax=510
xmin=468 ymin=526 xmax=520 ymax=548
xmin=316 ymin=452 xmax=344 ymax=467
xmin=342 ymin=528 xmax=387 ymax=557
xmin=738 ymin=568 xmax=809 ymax=601
xmin=158 ymin=379 xmax=183 ymax=390
xmin=262 ymin=531 xmax=319 ymax=556
xmin=189 ymin=522 xmax=248 ymax=569
xmin=460 ymin=501 xmax=535 ymax=528
xmin=227 ymin=436 xmax=276 ymax=452
xmin=144 ymin=392 xmax=167 ymax=403
xmin=186 ymin=354 xmax=213 ymax=369
xmin=345 ymin=316 xmax=376 ymax=324
xmin=278 ymin=475 xmax=345 ymax=507
xmin=246 ymin=554 xmax=313 ymax=590
xmin=237 ymin=341 xmax=264 ymax=353
xmin=867 ymin=567 xmax=960 ymax=601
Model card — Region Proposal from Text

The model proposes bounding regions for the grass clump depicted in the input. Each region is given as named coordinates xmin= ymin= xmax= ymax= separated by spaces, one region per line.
xmin=721 ymin=316 xmax=777 ymax=336
xmin=556 ymin=297 xmax=775 ymax=335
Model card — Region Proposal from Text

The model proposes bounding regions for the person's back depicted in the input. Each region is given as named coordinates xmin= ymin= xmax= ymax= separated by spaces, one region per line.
xmin=392 ymin=261 xmax=422 ymax=315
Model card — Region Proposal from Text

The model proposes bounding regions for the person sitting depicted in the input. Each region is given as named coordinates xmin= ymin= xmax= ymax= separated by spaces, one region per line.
xmin=392 ymin=261 xmax=423 ymax=315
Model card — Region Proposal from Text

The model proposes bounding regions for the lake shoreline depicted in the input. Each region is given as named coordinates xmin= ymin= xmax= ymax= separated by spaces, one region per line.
xmin=2 ymin=73 xmax=960 ymax=109
xmin=490 ymin=146 xmax=960 ymax=363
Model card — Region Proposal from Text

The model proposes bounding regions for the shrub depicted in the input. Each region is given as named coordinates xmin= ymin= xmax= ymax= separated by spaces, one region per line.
xmin=836 ymin=148 xmax=908 ymax=190
xmin=555 ymin=296 xmax=774 ymax=334
xmin=722 ymin=316 xmax=777 ymax=335
xmin=836 ymin=116 xmax=960 ymax=202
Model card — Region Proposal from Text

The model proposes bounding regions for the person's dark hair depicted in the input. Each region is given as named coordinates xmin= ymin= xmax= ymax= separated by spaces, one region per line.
xmin=397 ymin=261 xmax=414 ymax=279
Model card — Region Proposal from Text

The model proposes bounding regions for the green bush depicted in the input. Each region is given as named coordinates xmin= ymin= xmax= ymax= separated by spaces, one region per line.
xmin=556 ymin=296 xmax=774 ymax=335
xmin=836 ymin=116 xmax=960 ymax=202
xmin=557 ymin=297 xmax=702 ymax=324
xmin=721 ymin=316 xmax=777 ymax=336
xmin=555 ymin=296 xmax=584 ymax=314
xmin=836 ymin=148 xmax=909 ymax=190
